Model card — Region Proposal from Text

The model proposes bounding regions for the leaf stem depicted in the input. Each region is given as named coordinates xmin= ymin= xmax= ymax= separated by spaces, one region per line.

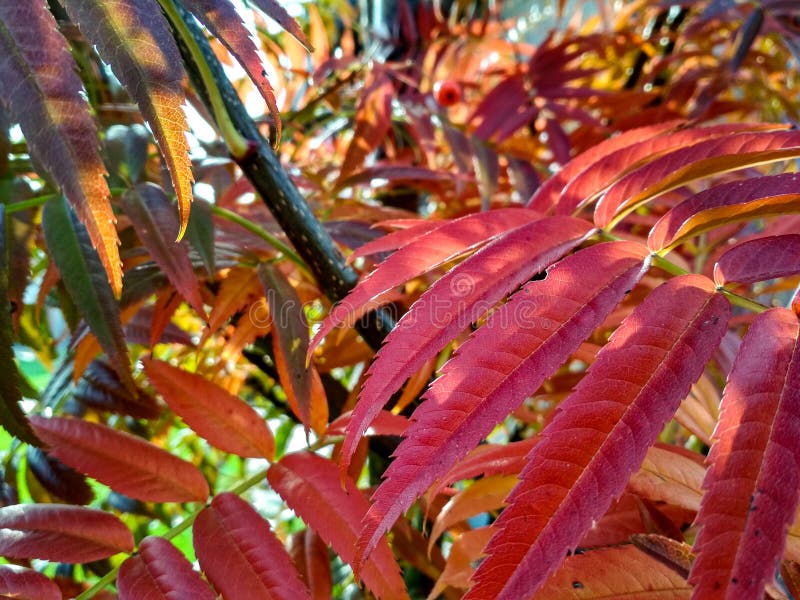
xmin=74 ymin=465 xmax=272 ymax=600
xmin=208 ymin=204 xmax=312 ymax=279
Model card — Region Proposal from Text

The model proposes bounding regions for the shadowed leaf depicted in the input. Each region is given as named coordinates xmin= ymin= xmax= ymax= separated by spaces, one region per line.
xmin=0 ymin=503 xmax=133 ymax=562
xmin=356 ymin=242 xmax=651 ymax=565
xmin=268 ymin=452 xmax=409 ymax=600
xmin=259 ymin=263 xmax=326 ymax=434
xmin=74 ymin=359 xmax=160 ymax=419
xmin=689 ymin=308 xmax=800 ymax=600
xmin=338 ymin=71 xmax=394 ymax=184
xmin=0 ymin=564 xmax=61 ymax=600
xmin=42 ymin=196 xmax=133 ymax=393
xmin=714 ymin=234 xmax=800 ymax=285
xmin=121 ymin=184 xmax=206 ymax=317
xmin=62 ymin=0 xmax=194 ymax=238
xmin=465 ymin=275 xmax=730 ymax=599
xmin=249 ymin=0 xmax=312 ymax=51
xmin=29 ymin=416 xmax=209 ymax=503
xmin=143 ymin=358 xmax=275 ymax=459
xmin=0 ymin=1 xmax=121 ymax=294
xmin=193 ymin=492 xmax=311 ymax=600
xmin=118 ymin=536 xmax=215 ymax=600
xmin=0 ymin=206 xmax=37 ymax=444
xmin=26 ymin=447 xmax=93 ymax=505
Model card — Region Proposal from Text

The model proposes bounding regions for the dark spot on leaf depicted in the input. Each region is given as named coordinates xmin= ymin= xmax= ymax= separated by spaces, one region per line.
xmin=572 ymin=581 xmax=583 ymax=589
xmin=732 ymin=577 xmax=738 ymax=585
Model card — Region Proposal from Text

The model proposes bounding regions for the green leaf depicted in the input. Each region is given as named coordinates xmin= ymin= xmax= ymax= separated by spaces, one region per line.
xmin=41 ymin=196 xmax=133 ymax=392
xmin=0 ymin=1 xmax=121 ymax=294
xmin=184 ymin=197 xmax=216 ymax=278
xmin=0 ymin=206 xmax=38 ymax=445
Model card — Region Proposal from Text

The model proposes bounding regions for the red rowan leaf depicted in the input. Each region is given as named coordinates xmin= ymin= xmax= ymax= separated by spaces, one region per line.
xmin=62 ymin=0 xmax=194 ymax=238
xmin=267 ymin=452 xmax=408 ymax=600
xmin=0 ymin=1 xmax=121 ymax=294
xmin=340 ymin=216 xmax=593 ymax=474
xmin=183 ymin=0 xmax=282 ymax=140
xmin=118 ymin=536 xmax=215 ymax=600
xmin=193 ymin=492 xmax=311 ymax=600
xmin=29 ymin=416 xmax=209 ymax=503
xmin=649 ymin=174 xmax=800 ymax=252
xmin=259 ymin=263 xmax=327 ymax=435
xmin=689 ymin=308 xmax=800 ymax=600
xmin=338 ymin=72 xmax=394 ymax=184
xmin=142 ymin=358 xmax=275 ymax=460
xmin=42 ymin=197 xmax=133 ymax=393
xmin=249 ymin=0 xmax=313 ymax=51
xmin=553 ymin=123 xmax=784 ymax=216
xmin=309 ymin=208 xmax=541 ymax=355
xmin=594 ymin=130 xmax=800 ymax=228
xmin=327 ymin=410 xmax=408 ymax=438
xmin=355 ymin=242 xmax=651 ymax=565
xmin=346 ymin=220 xmax=444 ymax=264
xmin=527 ymin=120 xmax=682 ymax=212
xmin=466 ymin=275 xmax=731 ymax=600
xmin=121 ymin=185 xmax=206 ymax=318
xmin=714 ymin=234 xmax=800 ymax=285
xmin=0 ymin=564 xmax=61 ymax=600
xmin=532 ymin=545 xmax=692 ymax=599
xmin=0 ymin=504 xmax=133 ymax=562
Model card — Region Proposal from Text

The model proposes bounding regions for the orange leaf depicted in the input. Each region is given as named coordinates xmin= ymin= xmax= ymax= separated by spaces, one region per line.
xmin=628 ymin=443 xmax=706 ymax=513
xmin=143 ymin=358 xmax=275 ymax=460
xmin=532 ymin=545 xmax=692 ymax=599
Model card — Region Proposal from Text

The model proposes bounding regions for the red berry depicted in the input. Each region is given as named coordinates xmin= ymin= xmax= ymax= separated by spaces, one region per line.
xmin=434 ymin=80 xmax=461 ymax=107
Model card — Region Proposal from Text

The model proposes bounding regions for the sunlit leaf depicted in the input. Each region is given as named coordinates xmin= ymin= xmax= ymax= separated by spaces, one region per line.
xmin=356 ymin=242 xmax=651 ymax=565
xmin=649 ymin=173 xmax=800 ymax=252
xmin=142 ymin=358 xmax=275 ymax=460
xmin=29 ymin=416 xmax=209 ymax=503
xmin=62 ymin=0 xmax=194 ymax=238
xmin=465 ymin=275 xmax=730 ymax=599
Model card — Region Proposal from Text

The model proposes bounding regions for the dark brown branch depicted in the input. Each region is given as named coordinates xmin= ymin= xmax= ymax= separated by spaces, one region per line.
xmin=169 ymin=1 xmax=394 ymax=351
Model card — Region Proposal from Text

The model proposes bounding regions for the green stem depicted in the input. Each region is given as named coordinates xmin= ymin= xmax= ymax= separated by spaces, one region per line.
xmin=156 ymin=0 xmax=252 ymax=159
xmin=74 ymin=465 xmax=272 ymax=600
xmin=209 ymin=204 xmax=312 ymax=279
xmin=719 ymin=288 xmax=769 ymax=313
xmin=4 ymin=193 xmax=56 ymax=214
